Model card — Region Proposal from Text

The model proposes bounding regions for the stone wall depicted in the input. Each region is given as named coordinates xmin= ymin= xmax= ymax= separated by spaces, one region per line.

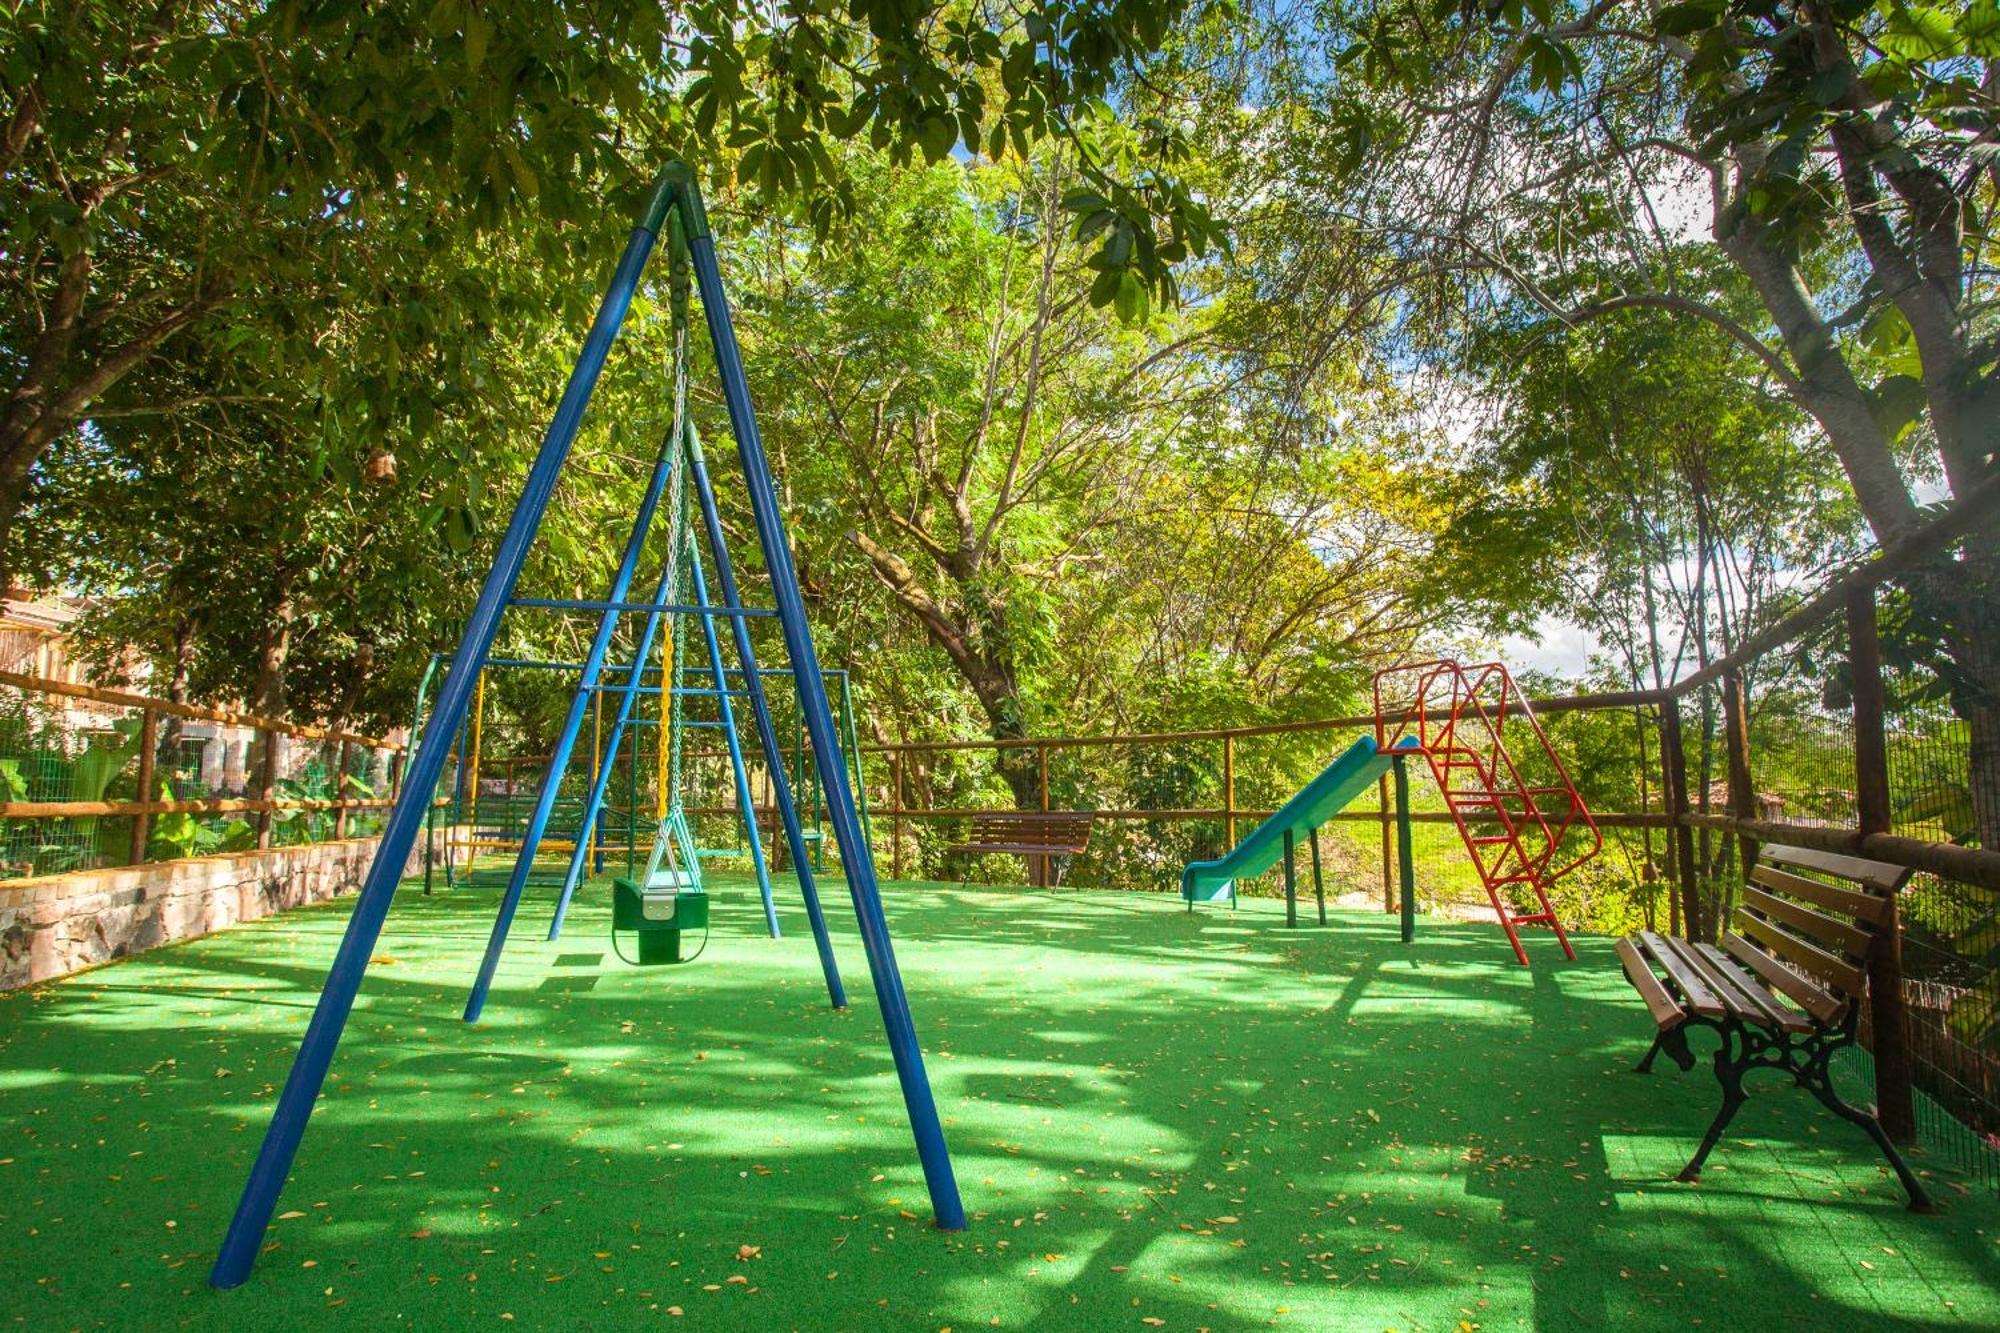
xmin=0 ymin=834 xmax=441 ymax=991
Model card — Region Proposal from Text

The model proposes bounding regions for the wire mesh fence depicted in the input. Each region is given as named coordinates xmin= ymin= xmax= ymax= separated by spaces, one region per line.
xmin=0 ymin=673 xmax=403 ymax=881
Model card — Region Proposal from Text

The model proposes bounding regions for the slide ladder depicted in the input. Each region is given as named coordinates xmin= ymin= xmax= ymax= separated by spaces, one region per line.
xmin=1374 ymin=661 xmax=1600 ymax=965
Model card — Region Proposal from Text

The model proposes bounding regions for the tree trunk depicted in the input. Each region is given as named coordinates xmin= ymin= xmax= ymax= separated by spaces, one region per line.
xmin=152 ymin=615 xmax=199 ymax=792
xmin=848 ymin=528 xmax=1040 ymax=807
xmin=1930 ymin=531 xmax=2000 ymax=851
xmin=248 ymin=583 xmax=296 ymax=790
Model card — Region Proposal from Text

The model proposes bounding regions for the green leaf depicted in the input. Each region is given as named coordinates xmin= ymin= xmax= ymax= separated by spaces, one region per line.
xmin=1653 ymin=0 xmax=1722 ymax=38
xmin=1867 ymin=373 xmax=1926 ymax=440
xmin=1088 ymin=265 xmax=1122 ymax=308
xmin=917 ymin=114 xmax=957 ymax=164
xmin=1112 ymin=270 xmax=1149 ymax=324
xmin=463 ymin=9 xmax=489 ymax=68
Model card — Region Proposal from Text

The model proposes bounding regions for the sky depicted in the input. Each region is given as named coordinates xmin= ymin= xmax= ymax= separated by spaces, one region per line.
xmin=1499 ymin=616 xmax=1597 ymax=675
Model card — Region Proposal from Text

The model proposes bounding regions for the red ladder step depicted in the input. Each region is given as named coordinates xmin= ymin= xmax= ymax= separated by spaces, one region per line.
xmin=1374 ymin=657 xmax=1596 ymax=968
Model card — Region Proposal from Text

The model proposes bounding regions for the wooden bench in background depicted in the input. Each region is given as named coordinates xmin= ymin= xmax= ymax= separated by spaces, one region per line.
xmin=1615 ymin=841 xmax=1934 ymax=1210
xmin=948 ymin=811 xmax=1093 ymax=888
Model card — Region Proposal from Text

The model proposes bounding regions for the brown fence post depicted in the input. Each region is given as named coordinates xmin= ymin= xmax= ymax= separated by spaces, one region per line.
xmin=1659 ymin=695 xmax=1701 ymax=942
xmin=1035 ymin=742 xmax=1051 ymax=888
xmin=1848 ymin=583 xmax=1917 ymax=1144
xmin=891 ymin=750 xmax=905 ymax=881
xmin=128 ymin=706 xmax=158 ymax=865
xmin=332 ymin=740 xmax=351 ymax=840
xmin=1222 ymin=735 xmax=1236 ymax=848
xmin=255 ymin=726 xmax=278 ymax=849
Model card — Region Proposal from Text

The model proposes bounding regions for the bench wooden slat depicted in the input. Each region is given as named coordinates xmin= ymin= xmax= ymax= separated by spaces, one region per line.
xmin=1615 ymin=937 xmax=1686 ymax=1030
xmin=1636 ymin=931 xmax=1726 ymax=1017
xmin=962 ymin=827 xmax=1089 ymax=835
xmin=1733 ymin=909 xmax=1866 ymax=996
xmin=1741 ymin=884 xmax=1873 ymax=959
xmin=1657 ymin=934 xmax=1767 ymax=1024
xmin=958 ymin=842 xmax=1089 ymax=855
xmin=1683 ymin=940 xmax=1817 ymax=1033
xmin=1722 ymin=931 xmax=1848 ymax=1025
xmin=949 ymin=813 xmax=1093 ymax=858
xmin=1762 ymin=843 xmax=1908 ymax=893
xmin=1748 ymin=863 xmax=1891 ymax=927
xmin=959 ymin=827 xmax=1090 ymax=838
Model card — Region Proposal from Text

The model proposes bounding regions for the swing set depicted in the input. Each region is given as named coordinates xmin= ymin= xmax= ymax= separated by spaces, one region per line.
xmin=208 ymin=162 xmax=965 ymax=1290
xmin=408 ymin=651 xmax=875 ymax=905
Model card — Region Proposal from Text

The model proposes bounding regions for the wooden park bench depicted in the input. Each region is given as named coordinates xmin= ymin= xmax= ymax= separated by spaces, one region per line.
xmin=947 ymin=811 xmax=1093 ymax=888
xmin=1615 ymin=841 xmax=1933 ymax=1210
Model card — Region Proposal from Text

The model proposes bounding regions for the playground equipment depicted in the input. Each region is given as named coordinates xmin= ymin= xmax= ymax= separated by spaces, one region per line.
xmin=1182 ymin=735 xmax=1421 ymax=933
xmin=1375 ymin=659 xmax=1601 ymax=965
xmin=409 ymin=654 xmax=658 ymax=894
xmin=611 ymin=809 xmax=710 ymax=965
xmin=1181 ymin=659 xmax=1600 ymax=965
xmin=208 ymin=162 xmax=965 ymax=1291
xmin=408 ymin=654 xmax=874 ymax=912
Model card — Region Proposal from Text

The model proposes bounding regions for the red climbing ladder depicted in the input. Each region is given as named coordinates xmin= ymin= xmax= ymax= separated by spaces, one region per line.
xmin=1373 ymin=660 xmax=1600 ymax=965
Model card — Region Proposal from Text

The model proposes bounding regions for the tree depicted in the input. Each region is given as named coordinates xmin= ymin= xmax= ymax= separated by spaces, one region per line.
xmin=713 ymin=148 xmax=1461 ymax=814
xmin=2 ymin=0 xmax=1223 ymax=593
xmin=1263 ymin=0 xmax=2000 ymax=845
xmin=1445 ymin=297 xmax=1861 ymax=905
xmin=719 ymin=154 xmax=1210 ymax=802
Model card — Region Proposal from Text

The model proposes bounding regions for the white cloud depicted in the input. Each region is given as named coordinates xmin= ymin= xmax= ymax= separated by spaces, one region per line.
xmin=1497 ymin=614 xmax=1595 ymax=677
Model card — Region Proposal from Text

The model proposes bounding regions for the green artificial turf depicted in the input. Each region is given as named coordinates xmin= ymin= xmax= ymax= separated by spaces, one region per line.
xmin=2 ymin=877 xmax=1996 ymax=1330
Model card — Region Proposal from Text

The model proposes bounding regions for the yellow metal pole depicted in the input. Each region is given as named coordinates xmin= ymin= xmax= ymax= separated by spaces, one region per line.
xmin=588 ymin=690 xmax=603 ymax=871
xmin=668 ymin=624 xmax=684 ymax=820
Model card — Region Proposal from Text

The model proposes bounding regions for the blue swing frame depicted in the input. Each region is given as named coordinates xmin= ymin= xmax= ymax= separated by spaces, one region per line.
xmin=208 ymin=163 xmax=966 ymax=1290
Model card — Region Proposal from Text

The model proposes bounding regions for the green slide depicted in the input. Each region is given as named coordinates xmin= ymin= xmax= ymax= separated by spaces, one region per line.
xmin=1181 ymin=735 xmax=1414 ymax=906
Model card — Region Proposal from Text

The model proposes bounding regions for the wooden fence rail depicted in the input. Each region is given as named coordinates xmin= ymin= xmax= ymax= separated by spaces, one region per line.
xmin=2 ymin=671 xmax=409 ymax=876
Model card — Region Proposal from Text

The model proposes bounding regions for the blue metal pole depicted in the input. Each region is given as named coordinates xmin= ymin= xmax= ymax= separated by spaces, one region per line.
xmin=208 ymin=210 xmax=668 ymax=1291
xmin=546 ymin=506 xmax=682 ymax=939
xmin=463 ymin=406 xmax=683 ymax=1021
xmin=685 ymin=223 xmax=967 ymax=1231
xmin=684 ymin=425 xmax=846 ymax=1009
xmin=689 ymin=542 xmax=780 ymax=933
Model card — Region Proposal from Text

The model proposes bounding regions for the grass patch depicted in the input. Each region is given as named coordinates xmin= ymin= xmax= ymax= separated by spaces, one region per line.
xmin=2 ymin=877 xmax=1995 ymax=1328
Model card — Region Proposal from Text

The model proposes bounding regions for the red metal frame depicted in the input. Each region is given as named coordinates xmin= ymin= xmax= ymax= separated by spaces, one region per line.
xmin=1374 ymin=659 xmax=1602 ymax=965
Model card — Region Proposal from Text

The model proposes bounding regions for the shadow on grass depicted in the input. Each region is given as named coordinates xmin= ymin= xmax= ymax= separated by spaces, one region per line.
xmin=0 ymin=876 xmax=1993 ymax=1330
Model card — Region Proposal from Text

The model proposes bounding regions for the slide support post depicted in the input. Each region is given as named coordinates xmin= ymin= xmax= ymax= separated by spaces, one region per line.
xmin=1395 ymin=755 xmax=1416 ymax=944
xmin=1283 ymin=829 xmax=1297 ymax=929
xmin=1310 ymin=825 xmax=1326 ymax=926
